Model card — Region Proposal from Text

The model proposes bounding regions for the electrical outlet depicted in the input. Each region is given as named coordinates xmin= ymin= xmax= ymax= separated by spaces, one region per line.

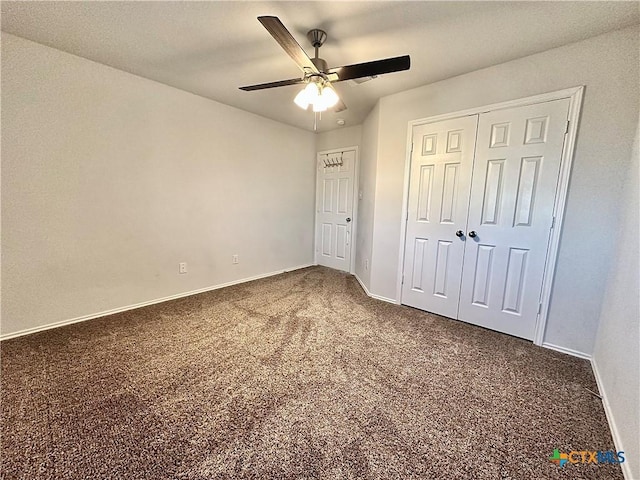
xmin=179 ymin=262 xmax=187 ymax=274
xmin=232 ymin=255 xmax=239 ymax=264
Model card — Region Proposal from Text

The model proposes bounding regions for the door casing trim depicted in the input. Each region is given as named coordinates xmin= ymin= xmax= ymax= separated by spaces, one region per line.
xmin=396 ymin=86 xmax=585 ymax=346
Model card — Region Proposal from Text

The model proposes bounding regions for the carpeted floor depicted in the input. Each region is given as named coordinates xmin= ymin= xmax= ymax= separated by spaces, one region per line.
xmin=1 ymin=266 xmax=623 ymax=479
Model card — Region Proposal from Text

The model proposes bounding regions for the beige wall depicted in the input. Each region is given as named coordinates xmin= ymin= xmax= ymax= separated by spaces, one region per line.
xmin=354 ymin=104 xmax=380 ymax=289
xmin=1 ymin=33 xmax=316 ymax=336
xmin=367 ymin=25 xmax=639 ymax=356
xmin=316 ymin=125 xmax=362 ymax=152
xmin=593 ymin=119 xmax=639 ymax=479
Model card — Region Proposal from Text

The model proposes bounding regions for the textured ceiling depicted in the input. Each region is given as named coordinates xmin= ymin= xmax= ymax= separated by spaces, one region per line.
xmin=2 ymin=1 xmax=638 ymax=132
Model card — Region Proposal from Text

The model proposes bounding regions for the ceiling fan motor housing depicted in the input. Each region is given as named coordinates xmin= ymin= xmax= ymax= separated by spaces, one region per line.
xmin=311 ymin=57 xmax=328 ymax=73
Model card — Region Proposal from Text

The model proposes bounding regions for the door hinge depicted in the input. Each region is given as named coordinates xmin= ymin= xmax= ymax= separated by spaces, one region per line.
xmin=402 ymin=274 xmax=405 ymax=285
xmin=537 ymin=303 xmax=543 ymax=315
xmin=565 ymin=120 xmax=570 ymax=134
xmin=551 ymin=216 xmax=556 ymax=229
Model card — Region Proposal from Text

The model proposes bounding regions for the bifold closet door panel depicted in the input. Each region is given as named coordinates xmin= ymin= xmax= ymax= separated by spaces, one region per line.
xmin=402 ymin=115 xmax=478 ymax=319
xmin=458 ymin=98 xmax=571 ymax=340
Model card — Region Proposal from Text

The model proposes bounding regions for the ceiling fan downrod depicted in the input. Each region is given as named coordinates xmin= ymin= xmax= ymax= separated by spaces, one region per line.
xmin=307 ymin=29 xmax=329 ymax=73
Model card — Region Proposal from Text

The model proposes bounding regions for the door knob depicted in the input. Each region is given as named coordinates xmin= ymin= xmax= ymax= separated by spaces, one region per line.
xmin=455 ymin=230 xmax=464 ymax=237
xmin=346 ymin=217 xmax=351 ymax=223
xmin=468 ymin=230 xmax=477 ymax=238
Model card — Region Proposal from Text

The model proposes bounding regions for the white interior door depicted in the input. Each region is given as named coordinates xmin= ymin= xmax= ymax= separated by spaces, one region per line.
xmin=315 ymin=149 xmax=356 ymax=272
xmin=458 ymin=98 xmax=571 ymax=340
xmin=401 ymin=116 xmax=478 ymax=318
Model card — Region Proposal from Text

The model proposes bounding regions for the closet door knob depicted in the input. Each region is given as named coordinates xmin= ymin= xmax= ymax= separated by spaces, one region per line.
xmin=468 ymin=230 xmax=477 ymax=238
xmin=455 ymin=230 xmax=464 ymax=237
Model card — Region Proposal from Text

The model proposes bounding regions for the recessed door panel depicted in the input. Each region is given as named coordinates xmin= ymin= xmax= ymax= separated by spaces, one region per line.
xmin=490 ymin=122 xmax=511 ymax=148
xmin=481 ymin=160 xmax=505 ymax=225
xmin=524 ymin=116 xmax=548 ymax=145
xmin=337 ymin=178 xmax=349 ymax=214
xmin=501 ymin=248 xmax=529 ymax=314
xmin=433 ymin=241 xmax=452 ymax=297
xmin=446 ymin=130 xmax=463 ymax=153
xmin=422 ymin=134 xmax=437 ymax=155
xmin=513 ymin=156 xmax=542 ymax=227
xmin=417 ymin=165 xmax=434 ymax=222
xmin=321 ymin=223 xmax=332 ymax=256
xmin=323 ymin=179 xmax=333 ymax=213
xmin=471 ymin=244 xmax=495 ymax=307
xmin=411 ymin=238 xmax=428 ymax=292
xmin=440 ymin=163 xmax=459 ymax=224
xmin=336 ymin=225 xmax=347 ymax=260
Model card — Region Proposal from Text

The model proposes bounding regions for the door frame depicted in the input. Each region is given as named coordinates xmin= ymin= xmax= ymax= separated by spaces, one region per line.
xmin=314 ymin=146 xmax=360 ymax=274
xmin=397 ymin=86 xmax=584 ymax=346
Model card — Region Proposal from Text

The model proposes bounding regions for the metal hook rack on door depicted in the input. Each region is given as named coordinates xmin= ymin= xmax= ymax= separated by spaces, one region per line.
xmin=323 ymin=152 xmax=344 ymax=168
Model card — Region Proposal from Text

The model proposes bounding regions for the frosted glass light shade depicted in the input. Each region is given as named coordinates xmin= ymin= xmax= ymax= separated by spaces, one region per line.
xmin=294 ymin=83 xmax=320 ymax=109
xmin=294 ymin=89 xmax=310 ymax=109
xmin=322 ymin=85 xmax=339 ymax=108
xmin=294 ymin=82 xmax=339 ymax=112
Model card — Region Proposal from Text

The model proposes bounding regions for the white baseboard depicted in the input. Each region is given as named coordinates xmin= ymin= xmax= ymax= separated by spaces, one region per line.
xmin=591 ymin=358 xmax=634 ymax=480
xmin=354 ymin=273 xmax=372 ymax=296
xmin=353 ymin=273 xmax=399 ymax=304
xmin=0 ymin=263 xmax=314 ymax=341
xmin=541 ymin=342 xmax=592 ymax=360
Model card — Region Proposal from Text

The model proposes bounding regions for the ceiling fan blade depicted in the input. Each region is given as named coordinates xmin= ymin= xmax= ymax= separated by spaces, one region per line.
xmin=258 ymin=16 xmax=320 ymax=74
xmin=239 ymin=77 xmax=304 ymax=91
xmin=328 ymin=55 xmax=410 ymax=82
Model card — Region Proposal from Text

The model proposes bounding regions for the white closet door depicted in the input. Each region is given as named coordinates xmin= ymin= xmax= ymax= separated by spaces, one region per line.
xmin=401 ymin=116 xmax=478 ymax=318
xmin=316 ymin=150 xmax=356 ymax=272
xmin=458 ymin=99 xmax=570 ymax=340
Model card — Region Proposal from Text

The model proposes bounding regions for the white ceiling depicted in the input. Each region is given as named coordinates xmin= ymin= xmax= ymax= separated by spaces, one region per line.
xmin=2 ymin=1 xmax=638 ymax=133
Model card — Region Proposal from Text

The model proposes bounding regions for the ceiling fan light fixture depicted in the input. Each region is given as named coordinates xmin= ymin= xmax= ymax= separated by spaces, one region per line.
xmin=321 ymin=84 xmax=339 ymax=108
xmin=295 ymin=81 xmax=339 ymax=112
xmin=242 ymin=16 xmax=412 ymax=123
xmin=294 ymin=89 xmax=310 ymax=110
xmin=294 ymin=82 xmax=321 ymax=110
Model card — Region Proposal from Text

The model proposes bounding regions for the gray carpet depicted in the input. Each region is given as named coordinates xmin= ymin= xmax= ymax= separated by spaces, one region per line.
xmin=1 ymin=266 xmax=623 ymax=479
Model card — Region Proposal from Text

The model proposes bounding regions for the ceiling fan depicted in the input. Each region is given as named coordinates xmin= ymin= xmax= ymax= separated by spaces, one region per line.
xmin=239 ymin=16 xmax=411 ymax=116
